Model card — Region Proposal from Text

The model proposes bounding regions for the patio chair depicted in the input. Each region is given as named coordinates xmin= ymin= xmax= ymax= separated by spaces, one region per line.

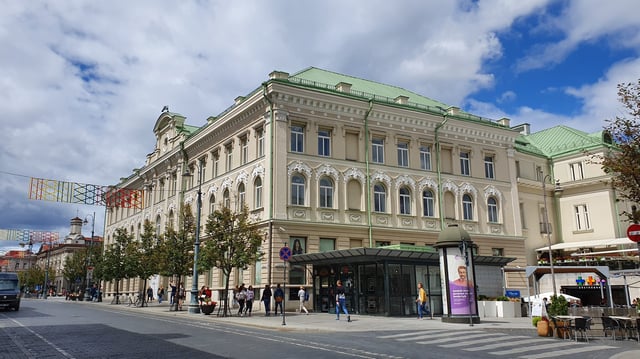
xmin=601 ymin=316 xmax=620 ymax=340
xmin=573 ymin=317 xmax=590 ymax=342
xmin=551 ymin=316 xmax=571 ymax=340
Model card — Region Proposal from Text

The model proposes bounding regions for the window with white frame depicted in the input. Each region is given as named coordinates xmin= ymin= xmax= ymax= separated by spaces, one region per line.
xmin=462 ymin=194 xmax=473 ymax=220
xmin=209 ymin=195 xmax=216 ymax=214
xmin=225 ymin=145 xmax=233 ymax=172
xmin=399 ymin=186 xmax=411 ymax=214
xmin=419 ymin=145 xmax=432 ymax=170
xmin=213 ymin=152 xmax=219 ymax=177
xmin=397 ymin=142 xmax=409 ymax=167
xmin=372 ymin=138 xmax=384 ymax=163
xmin=570 ymin=162 xmax=584 ymax=181
xmin=254 ymin=177 xmax=262 ymax=209
xmin=257 ymin=128 xmax=265 ymax=157
xmin=492 ymin=248 xmax=504 ymax=256
xmin=373 ymin=183 xmax=386 ymax=212
xmin=484 ymin=155 xmax=495 ymax=179
xmin=422 ymin=189 xmax=434 ymax=217
xmin=238 ymin=183 xmax=246 ymax=209
xmin=574 ymin=204 xmax=591 ymax=230
xmin=223 ymin=189 xmax=230 ymax=208
xmin=240 ymin=136 xmax=248 ymax=165
xmin=487 ymin=197 xmax=498 ymax=223
xmin=291 ymin=174 xmax=305 ymax=206
xmin=318 ymin=129 xmax=331 ymax=157
xmin=460 ymin=151 xmax=470 ymax=176
xmin=318 ymin=177 xmax=334 ymax=208
xmin=291 ymin=125 xmax=304 ymax=153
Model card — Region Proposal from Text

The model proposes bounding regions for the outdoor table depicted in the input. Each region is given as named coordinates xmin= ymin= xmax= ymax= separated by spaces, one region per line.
xmin=553 ymin=315 xmax=583 ymax=340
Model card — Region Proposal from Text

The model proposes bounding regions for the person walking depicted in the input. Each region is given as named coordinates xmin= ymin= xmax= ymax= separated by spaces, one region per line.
xmin=416 ymin=282 xmax=428 ymax=319
xmin=157 ymin=286 xmax=165 ymax=304
xmin=335 ymin=280 xmax=350 ymax=322
xmin=245 ymin=285 xmax=254 ymax=316
xmin=236 ymin=284 xmax=247 ymax=316
xmin=298 ymin=286 xmax=309 ymax=315
xmin=146 ymin=286 xmax=154 ymax=302
xmin=177 ymin=285 xmax=185 ymax=311
xmin=169 ymin=282 xmax=177 ymax=305
xmin=273 ymin=284 xmax=284 ymax=316
xmin=261 ymin=284 xmax=272 ymax=316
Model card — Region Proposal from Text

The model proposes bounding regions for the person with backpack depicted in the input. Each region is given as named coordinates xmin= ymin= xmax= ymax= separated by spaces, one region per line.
xmin=297 ymin=286 xmax=309 ymax=315
xmin=261 ymin=284 xmax=272 ymax=316
xmin=273 ymin=284 xmax=284 ymax=316
xmin=335 ymin=280 xmax=350 ymax=322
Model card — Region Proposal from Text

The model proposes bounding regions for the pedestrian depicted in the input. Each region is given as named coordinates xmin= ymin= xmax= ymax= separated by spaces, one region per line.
xmin=178 ymin=285 xmax=185 ymax=311
xmin=298 ymin=286 xmax=309 ymax=315
xmin=261 ymin=284 xmax=272 ymax=316
xmin=273 ymin=284 xmax=284 ymax=316
xmin=416 ymin=282 xmax=428 ymax=319
xmin=335 ymin=280 xmax=350 ymax=322
xmin=236 ymin=284 xmax=247 ymax=316
xmin=245 ymin=285 xmax=254 ymax=316
xmin=157 ymin=285 xmax=165 ymax=304
xmin=147 ymin=286 xmax=154 ymax=302
xmin=199 ymin=286 xmax=206 ymax=305
xmin=169 ymin=282 xmax=177 ymax=305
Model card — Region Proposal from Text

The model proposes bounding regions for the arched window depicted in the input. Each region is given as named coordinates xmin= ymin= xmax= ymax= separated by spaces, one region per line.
xmin=291 ymin=174 xmax=305 ymax=206
xmin=209 ymin=194 xmax=216 ymax=214
xmin=374 ymin=183 xmax=386 ymax=212
xmin=462 ymin=194 xmax=473 ymax=220
xmin=423 ymin=190 xmax=434 ymax=217
xmin=319 ymin=177 xmax=334 ymax=208
xmin=168 ymin=210 xmax=175 ymax=230
xmin=399 ymin=187 xmax=411 ymax=215
xmin=238 ymin=183 xmax=246 ymax=209
xmin=254 ymin=177 xmax=263 ymax=209
xmin=223 ymin=189 xmax=230 ymax=208
xmin=488 ymin=197 xmax=498 ymax=223
xmin=155 ymin=215 xmax=161 ymax=236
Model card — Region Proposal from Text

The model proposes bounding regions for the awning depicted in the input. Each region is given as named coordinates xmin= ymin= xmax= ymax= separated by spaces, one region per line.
xmin=535 ymin=237 xmax=634 ymax=252
xmin=525 ymin=266 xmax=610 ymax=281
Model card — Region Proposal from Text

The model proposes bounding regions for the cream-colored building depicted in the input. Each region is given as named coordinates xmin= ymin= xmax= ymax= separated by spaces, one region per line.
xmin=104 ymin=67 xmax=638 ymax=313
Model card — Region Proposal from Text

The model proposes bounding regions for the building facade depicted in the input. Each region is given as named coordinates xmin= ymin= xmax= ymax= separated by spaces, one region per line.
xmin=103 ymin=67 xmax=639 ymax=313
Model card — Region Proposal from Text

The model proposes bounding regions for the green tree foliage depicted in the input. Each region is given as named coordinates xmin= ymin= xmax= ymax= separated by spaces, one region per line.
xmin=132 ymin=219 xmax=161 ymax=307
xmin=602 ymin=80 xmax=640 ymax=221
xmin=63 ymin=249 xmax=87 ymax=292
xmin=156 ymin=204 xmax=195 ymax=310
xmin=18 ymin=266 xmax=45 ymax=294
xmin=200 ymin=205 xmax=264 ymax=316
xmin=101 ymin=228 xmax=138 ymax=303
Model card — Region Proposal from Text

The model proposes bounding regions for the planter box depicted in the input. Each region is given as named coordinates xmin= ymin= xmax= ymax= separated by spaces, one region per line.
xmin=201 ymin=304 xmax=216 ymax=315
xmin=496 ymin=301 xmax=521 ymax=318
xmin=481 ymin=301 xmax=497 ymax=317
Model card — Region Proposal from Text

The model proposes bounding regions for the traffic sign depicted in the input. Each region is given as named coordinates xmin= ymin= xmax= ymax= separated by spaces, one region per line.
xmin=627 ymin=223 xmax=640 ymax=243
xmin=279 ymin=246 xmax=292 ymax=261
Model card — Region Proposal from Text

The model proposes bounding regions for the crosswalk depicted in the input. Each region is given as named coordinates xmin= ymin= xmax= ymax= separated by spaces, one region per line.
xmin=377 ymin=330 xmax=617 ymax=358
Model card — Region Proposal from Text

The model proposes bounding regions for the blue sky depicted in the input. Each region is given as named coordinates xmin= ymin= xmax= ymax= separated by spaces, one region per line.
xmin=1 ymin=0 xmax=639 ymax=252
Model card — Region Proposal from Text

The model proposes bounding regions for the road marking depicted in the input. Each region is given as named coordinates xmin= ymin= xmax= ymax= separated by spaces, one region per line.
xmin=519 ymin=345 xmax=617 ymax=359
xmin=489 ymin=340 xmax=581 ymax=355
xmin=377 ymin=330 xmax=448 ymax=339
xmin=438 ymin=334 xmax=528 ymax=348
xmin=3 ymin=315 xmax=76 ymax=358
xmin=417 ymin=332 xmax=510 ymax=344
xmin=396 ymin=330 xmax=478 ymax=341
xmin=464 ymin=338 xmax=547 ymax=351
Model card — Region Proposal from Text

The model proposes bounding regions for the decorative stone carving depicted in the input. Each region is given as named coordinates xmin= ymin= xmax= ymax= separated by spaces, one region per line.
xmin=441 ymin=179 xmax=459 ymax=195
xmin=401 ymin=218 xmax=413 ymax=226
xmin=343 ymin=168 xmax=366 ymax=184
xmin=376 ymin=216 xmax=388 ymax=224
xmin=459 ymin=182 xmax=478 ymax=197
xmin=236 ymin=170 xmax=248 ymax=185
xmin=349 ymin=214 xmax=362 ymax=222
xmin=321 ymin=212 xmax=334 ymax=221
xmin=207 ymin=184 xmax=218 ymax=195
xmin=287 ymin=161 xmax=312 ymax=177
xmin=315 ymin=164 xmax=339 ymax=181
xmin=184 ymin=194 xmax=194 ymax=204
xmin=293 ymin=209 xmax=306 ymax=218
xmin=221 ymin=177 xmax=234 ymax=191
xmin=483 ymin=185 xmax=503 ymax=202
xmin=424 ymin=220 xmax=437 ymax=229
xmin=395 ymin=174 xmax=416 ymax=190
xmin=252 ymin=164 xmax=265 ymax=179
xmin=370 ymin=171 xmax=391 ymax=187
xmin=418 ymin=177 xmax=438 ymax=191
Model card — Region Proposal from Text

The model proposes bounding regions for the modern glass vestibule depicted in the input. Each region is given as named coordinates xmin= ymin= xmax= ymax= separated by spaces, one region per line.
xmin=290 ymin=247 xmax=443 ymax=316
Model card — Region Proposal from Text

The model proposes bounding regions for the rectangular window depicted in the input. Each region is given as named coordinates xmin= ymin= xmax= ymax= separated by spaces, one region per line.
xmin=484 ymin=155 xmax=495 ymax=179
xmin=519 ymin=202 xmax=527 ymax=229
xmin=319 ymin=238 xmax=335 ymax=252
xmin=226 ymin=146 xmax=233 ymax=172
xmin=345 ymin=132 xmax=359 ymax=161
xmin=535 ymin=166 xmax=543 ymax=182
xmin=419 ymin=145 xmax=432 ymax=170
xmin=240 ymin=137 xmax=248 ymax=165
xmin=397 ymin=142 xmax=409 ymax=167
xmin=257 ymin=129 xmax=265 ymax=157
xmin=570 ymin=162 xmax=584 ymax=181
xmin=375 ymin=241 xmax=391 ymax=247
xmin=213 ymin=153 xmax=219 ymax=177
xmin=492 ymin=248 xmax=504 ymax=257
xmin=318 ymin=129 xmax=331 ymax=157
xmin=372 ymin=137 xmax=384 ymax=163
xmin=460 ymin=151 xmax=470 ymax=176
xmin=291 ymin=125 xmax=304 ymax=153
xmin=574 ymin=204 xmax=591 ymax=230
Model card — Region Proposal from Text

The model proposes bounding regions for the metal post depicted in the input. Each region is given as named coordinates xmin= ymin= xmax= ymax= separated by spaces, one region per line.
xmin=84 ymin=212 xmax=95 ymax=301
xmin=282 ymin=260 xmax=287 ymax=326
xmin=188 ymin=160 xmax=203 ymax=314
xmin=43 ymin=241 xmax=51 ymax=299
xmin=461 ymin=240 xmax=473 ymax=327
xmin=541 ymin=172 xmax=557 ymax=298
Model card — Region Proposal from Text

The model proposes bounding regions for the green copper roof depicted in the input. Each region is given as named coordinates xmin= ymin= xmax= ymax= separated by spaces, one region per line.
xmin=516 ymin=125 xmax=611 ymax=158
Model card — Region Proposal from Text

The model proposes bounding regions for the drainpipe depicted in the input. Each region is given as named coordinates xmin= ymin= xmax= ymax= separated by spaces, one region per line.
xmin=364 ymin=99 xmax=374 ymax=247
xmin=435 ymin=110 xmax=449 ymax=230
xmin=262 ymin=84 xmax=274 ymax=285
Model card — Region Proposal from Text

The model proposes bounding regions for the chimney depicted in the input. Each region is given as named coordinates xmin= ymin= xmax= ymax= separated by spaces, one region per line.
xmin=394 ymin=96 xmax=409 ymax=105
xmin=335 ymin=82 xmax=352 ymax=93
xmin=269 ymin=71 xmax=289 ymax=80
xmin=234 ymin=96 xmax=245 ymax=105
xmin=497 ymin=117 xmax=511 ymax=127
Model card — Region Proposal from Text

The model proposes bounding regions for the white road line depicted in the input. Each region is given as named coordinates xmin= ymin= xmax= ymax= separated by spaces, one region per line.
xmin=489 ymin=340 xmax=582 ymax=355
xmin=464 ymin=338 xmax=548 ymax=351
xmin=438 ymin=334 xmax=529 ymax=348
xmin=396 ymin=330 xmax=479 ymax=341
xmin=416 ymin=332 xmax=506 ymax=344
xmin=518 ymin=345 xmax=617 ymax=359
xmin=5 ymin=316 xmax=76 ymax=358
xmin=377 ymin=330 xmax=448 ymax=339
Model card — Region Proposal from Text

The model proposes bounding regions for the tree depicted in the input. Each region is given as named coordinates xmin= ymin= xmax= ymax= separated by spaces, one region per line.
xmin=132 ymin=220 xmax=161 ymax=307
xmin=156 ymin=204 xmax=195 ymax=310
xmin=199 ymin=205 xmax=264 ymax=316
xmin=63 ymin=250 xmax=87 ymax=293
xmin=601 ymin=79 xmax=640 ymax=222
xmin=101 ymin=228 xmax=137 ymax=304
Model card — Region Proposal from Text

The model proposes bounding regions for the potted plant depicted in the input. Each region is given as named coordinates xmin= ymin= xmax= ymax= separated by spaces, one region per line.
xmin=547 ymin=295 xmax=569 ymax=338
xmin=533 ymin=316 xmax=550 ymax=337
xmin=200 ymin=297 xmax=217 ymax=315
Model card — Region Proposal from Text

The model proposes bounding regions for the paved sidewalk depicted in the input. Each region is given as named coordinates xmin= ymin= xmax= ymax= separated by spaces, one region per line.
xmin=54 ymin=296 xmax=534 ymax=333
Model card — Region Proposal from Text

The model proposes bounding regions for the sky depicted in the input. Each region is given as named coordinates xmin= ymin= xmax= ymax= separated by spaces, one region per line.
xmin=1 ymin=0 xmax=640 ymax=252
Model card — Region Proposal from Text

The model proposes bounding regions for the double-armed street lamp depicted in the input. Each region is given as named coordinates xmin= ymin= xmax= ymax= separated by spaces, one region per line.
xmin=188 ymin=159 xmax=204 ymax=314
xmin=83 ymin=212 xmax=96 ymax=301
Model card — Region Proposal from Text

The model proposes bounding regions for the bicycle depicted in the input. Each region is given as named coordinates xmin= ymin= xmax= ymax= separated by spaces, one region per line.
xmin=128 ymin=292 xmax=143 ymax=307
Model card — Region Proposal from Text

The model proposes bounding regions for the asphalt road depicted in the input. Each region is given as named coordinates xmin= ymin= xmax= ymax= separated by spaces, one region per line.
xmin=1 ymin=299 xmax=639 ymax=359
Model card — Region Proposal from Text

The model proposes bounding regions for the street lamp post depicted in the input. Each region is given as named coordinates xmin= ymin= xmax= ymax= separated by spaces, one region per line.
xmin=541 ymin=171 xmax=562 ymax=298
xmin=43 ymin=239 xmax=52 ymax=299
xmin=188 ymin=160 xmax=203 ymax=314
xmin=83 ymin=212 xmax=96 ymax=301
